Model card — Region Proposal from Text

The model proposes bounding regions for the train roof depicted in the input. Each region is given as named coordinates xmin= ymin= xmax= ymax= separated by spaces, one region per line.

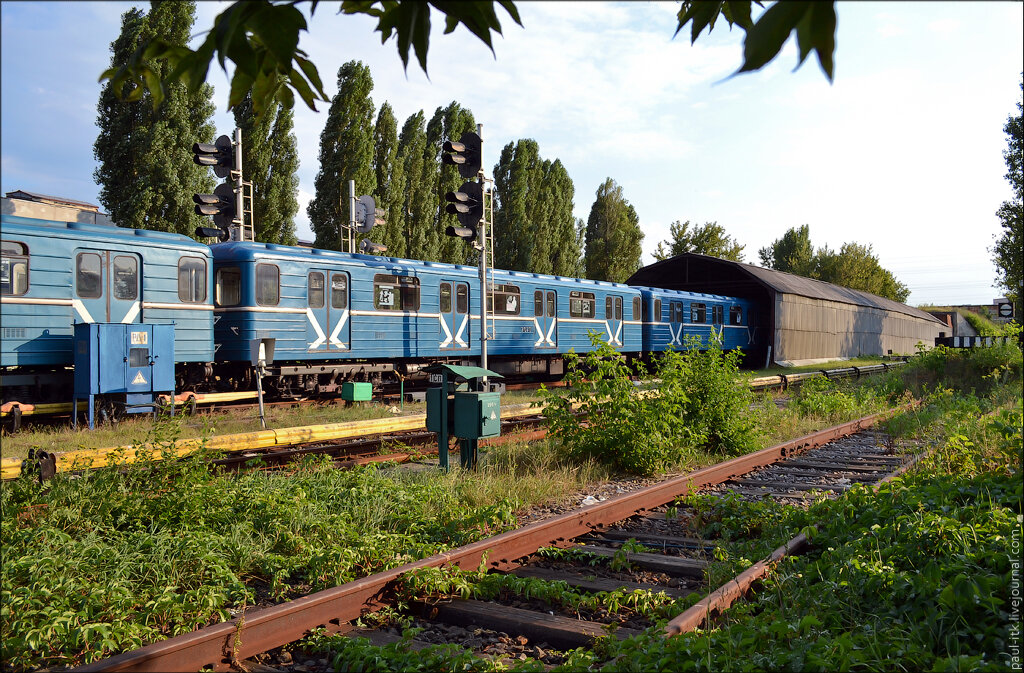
xmin=630 ymin=284 xmax=742 ymax=302
xmin=211 ymin=241 xmax=639 ymax=290
xmin=1 ymin=213 xmax=208 ymax=250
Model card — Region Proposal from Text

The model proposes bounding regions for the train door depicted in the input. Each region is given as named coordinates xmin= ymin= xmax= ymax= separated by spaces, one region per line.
xmin=669 ymin=301 xmax=684 ymax=347
xmin=439 ymin=279 xmax=470 ymax=350
xmin=306 ymin=269 xmax=350 ymax=351
xmin=604 ymin=294 xmax=623 ymax=346
xmin=533 ymin=289 xmax=557 ymax=348
xmin=74 ymin=250 xmax=141 ymax=324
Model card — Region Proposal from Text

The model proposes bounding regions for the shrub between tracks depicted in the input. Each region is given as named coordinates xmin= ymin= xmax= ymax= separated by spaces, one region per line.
xmin=541 ymin=332 xmax=757 ymax=475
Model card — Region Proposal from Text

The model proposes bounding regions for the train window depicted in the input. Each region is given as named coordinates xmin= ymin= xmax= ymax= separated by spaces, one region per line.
xmin=605 ymin=296 xmax=612 ymax=319
xmin=654 ymin=299 xmax=662 ymax=322
xmin=691 ymin=303 xmax=706 ymax=323
xmin=217 ymin=267 xmax=241 ymax=306
xmin=255 ymin=263 xmax=279 ymax=306
xmin=712 ymin=305 xmax=724 ymax=324
xmin=569 ymin=291 xmax=595 ymax=318
xmin=457 ymin=285 xmax=469 ymax=314
xmin=730 ymin=305 xmax=743 ymax=325
xmin=671 ymin=302 xmax=683 ymax=323
xmin=76 ymin=252 xmax=102 ymax=299
xmin=534 ymin=290 xmax=543 ymax=316
xmin=440 ymin=283 xmax=452 ymax=313
xmin=632 ymin=297 xmax=641 ymax=321
xmin=178 ymin=257 xmax=207 ymax=303
xmin=1 ymin=241 xmax=28 ymax=296
xmin=488 ymin=284 xmax=521 ymax=315
xmin=614 ymin=296 xmax=622 ymax=320
xmin=374 ymin=274 xmax=419 ymax=311
xmin=113 ymin=256 xmax=138 ymax=301
xmin=547 ymin=291 xmax=555 ymax=317
xmin=308 ymin=272 xmax=325 ymax=308
xmin=331 ymin=273 xmax=348 ymax=310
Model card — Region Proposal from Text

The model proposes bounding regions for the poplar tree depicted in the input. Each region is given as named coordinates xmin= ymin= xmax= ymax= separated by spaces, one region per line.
xmin=94 ymin=1 xmax=215 ymax=236
xmin=492 ymin=141 xmax=580 ymax=275
xmin=538 ymin=159 xmax=581 ymax=277
xmin=583 ymin=178 xmax=643 ymax=283
xmin=492 ymin=139 xmax=542 ymax=272
xmin=372 ymin=102 xmax=405 ymax=258
xmin=396 ymin=111 xmax=438 ymax=261
xmin=233 ymin=88 xmax=299 ymax=244
xmin=428 ymin=102 xmax=477 ymax=265
xmin=307 ymin=61 xmax=375 ymax=250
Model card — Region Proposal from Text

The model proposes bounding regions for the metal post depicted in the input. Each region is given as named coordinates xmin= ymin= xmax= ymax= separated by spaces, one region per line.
xmin=348 ymin=180 xmax=356 ymax=254
xmin=477 ymin=123 xmax=488 ymax=385
xmin=438 ymin=372 xmax=450 ymax=470
xmin=233 ymin=127 xmax=244 ymax=241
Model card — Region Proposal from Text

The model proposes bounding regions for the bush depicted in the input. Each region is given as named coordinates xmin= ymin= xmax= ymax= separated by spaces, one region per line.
xmin=895 ymin=331 xmax=1022 ymax=398
xmin=541 ymin=332 xmax=756 ymax=475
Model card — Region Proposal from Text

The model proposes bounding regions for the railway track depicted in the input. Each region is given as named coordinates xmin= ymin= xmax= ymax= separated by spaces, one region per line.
xmin=1 ymin=361 xmax=904 ymax=431
xmin=76 ymin=407 xmax=920 ymax=672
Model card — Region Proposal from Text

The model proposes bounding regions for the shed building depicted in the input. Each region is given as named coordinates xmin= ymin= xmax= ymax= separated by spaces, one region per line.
xmin=627 ymin=253 xmax=945 ymax=366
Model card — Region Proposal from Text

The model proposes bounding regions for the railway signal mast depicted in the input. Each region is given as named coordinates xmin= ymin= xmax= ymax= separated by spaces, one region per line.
xmin=442 ymin=127 xmax=492 ymax=378
xmin=192 ymin=128 xmax=253 ymax=242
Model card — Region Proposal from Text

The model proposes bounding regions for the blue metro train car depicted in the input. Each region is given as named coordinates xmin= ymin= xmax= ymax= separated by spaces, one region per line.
xmin=0 ymin=214 xmax=214 ymax=404
xmin=209 ymin=241 xmax=647 ymax=396
xmin=636 ymin=286 xmax=754 ymax=355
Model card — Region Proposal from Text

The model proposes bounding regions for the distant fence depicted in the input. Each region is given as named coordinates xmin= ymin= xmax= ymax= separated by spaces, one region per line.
xmin=935 ymin=336 xmax=1014 ymax=348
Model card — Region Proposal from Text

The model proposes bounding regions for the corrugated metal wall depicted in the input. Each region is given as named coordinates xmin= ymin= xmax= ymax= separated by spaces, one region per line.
xmin=773 ymin=295 xmax=943 ymax=361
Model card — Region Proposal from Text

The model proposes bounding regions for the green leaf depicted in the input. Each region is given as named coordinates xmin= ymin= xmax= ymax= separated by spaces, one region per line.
xmin=247 ymin=4 xmax=306 ymax=68
xmin=738 ymin=1 xmax=812 ymax=75
xmin=676 ymin=1 xmax=726 ymax=43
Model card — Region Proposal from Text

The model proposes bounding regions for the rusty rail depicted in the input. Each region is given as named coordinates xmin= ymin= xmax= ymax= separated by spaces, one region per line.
xmin=664 ymin=412 xmax=924 ymax=636
xmin=75 ymin=410 xmax=897 ymax=672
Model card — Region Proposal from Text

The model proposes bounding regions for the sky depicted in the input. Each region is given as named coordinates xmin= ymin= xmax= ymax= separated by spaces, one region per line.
xmin=2 ymin=1 xmax=1021 ymax=307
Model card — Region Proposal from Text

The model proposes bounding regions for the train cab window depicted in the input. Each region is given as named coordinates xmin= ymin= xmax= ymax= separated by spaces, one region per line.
xmin=440 ymin=282 xmax=452 ymax=313
xmin=255 ymin=263 xmax=279 ymax=306
xmin=217 ymin=267 xmax=241 ymax=306
xmin=547 ymin=291 xmax=555 ymax=317
xmin=569 ymin=291 xmax=595 ymax=318
xmin=76 ymin=252 xmax=102 ymax=298
xmin=712 ymin=305 xmax=724 ymax=324
xmin=654 ymin=299 xmax=662 ymax=322
xmin=1 ymin=241 xmax=29 ymax=296
xmin=489 ymin=284 xmax=521 ymax=315
xmin=112 ymin=255 xmax=138 ymax=301
xmin=457 ymin=285 xmax=469 ymax=314
xmin=307 ymin=272 xmax=325 ymax=308
xmin=178 ymin=257 xmax=207 ymax=303
xmin=670 ymin=302 xmax=683 ymax=323
xmin=535 ymin=290 xmax=544 ymax=316
xmin=632 ymin=297 xmax=641 ymax=321
xmin=331 ymin=273 xmax=348 ymax=310
xmin=374 ymin=274 xmax=419 ymax=311
xmin=691 ymin=303 xmax=707 ymax=323
xmin=730 ymin=305 xmax=743 ymax=325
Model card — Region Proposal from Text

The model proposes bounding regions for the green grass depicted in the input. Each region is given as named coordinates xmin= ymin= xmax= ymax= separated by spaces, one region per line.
xmin=0 ymin=389 xmax=545 ymax=461
xmin=3 ymin=342 xmax=1019 ymax=670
